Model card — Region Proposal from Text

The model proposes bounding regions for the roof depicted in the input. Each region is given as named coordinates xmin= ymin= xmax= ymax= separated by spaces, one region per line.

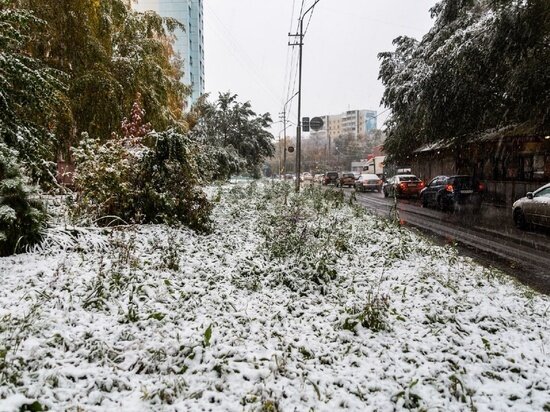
xmin=414 ymin=123 xmax=548 ymax=153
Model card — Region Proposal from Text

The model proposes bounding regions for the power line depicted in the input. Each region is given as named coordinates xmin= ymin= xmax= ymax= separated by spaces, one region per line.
xmin=205 ymin=3 xmax=281 ymax=106
xmin=281 ymin=0 xmax=298 ymax=108
xmin=303 ymin=3 xmax=315 ymax=37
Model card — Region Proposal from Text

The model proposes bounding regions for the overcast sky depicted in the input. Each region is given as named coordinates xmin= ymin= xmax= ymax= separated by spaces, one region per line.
xmin=203 ymin=0 xmax=438 ymax=135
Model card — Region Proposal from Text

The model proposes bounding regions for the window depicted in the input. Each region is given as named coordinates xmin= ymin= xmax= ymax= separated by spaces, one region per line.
xmin=535 ymin=188 xmax=550 ymax=198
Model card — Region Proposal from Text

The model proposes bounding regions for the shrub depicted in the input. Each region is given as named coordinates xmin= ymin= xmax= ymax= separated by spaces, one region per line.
xmin=0 ymin=146 xmax=47 ymax=256
xmin=72 ymin=129 xmax=211 ymax=231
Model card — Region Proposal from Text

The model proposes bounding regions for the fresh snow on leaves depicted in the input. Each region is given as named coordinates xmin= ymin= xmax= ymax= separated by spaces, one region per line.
xmin=0 ymin=182 xmax=549 ymax=411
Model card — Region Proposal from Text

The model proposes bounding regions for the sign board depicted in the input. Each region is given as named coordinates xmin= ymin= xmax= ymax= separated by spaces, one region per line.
xmin=302 ymin=117 xmax=310 ymax=132
xmin=310 ymin=116 xmax=324 ymax=131
xmin=287 ymin=146 xmax=295 ymax=153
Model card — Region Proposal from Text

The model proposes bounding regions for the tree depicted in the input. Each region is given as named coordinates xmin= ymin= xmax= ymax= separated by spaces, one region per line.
xmin=0 ymin=1 xmax=67 ymax=177
xmin=190 ymin=93 xmax=275 ymax=180
xmin=0 ymin=145 xmax=47 ymax=256
xmin=17 ymin=0 xmax=190 ymax=158
xmin=379 ymin=0 xmax=550 ymax=161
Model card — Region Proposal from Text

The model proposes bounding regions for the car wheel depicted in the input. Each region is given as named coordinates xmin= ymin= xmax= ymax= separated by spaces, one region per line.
xmin=383 ymin=189 xmax=388 ymax=198
xmin=514 ymin=209 xmax=527 ymax=230
xmin=437 ymin=196 xmax=447 ymax=211
xmin=421 ymin=195 xmax=428 ymax=208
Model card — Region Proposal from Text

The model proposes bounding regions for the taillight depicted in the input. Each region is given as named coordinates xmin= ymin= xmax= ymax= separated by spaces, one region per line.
xmin=419 ymin=181 xmax=425 ymax=188
xmin=445 ymin=184 xmax=454 ymax=192
xmin=478 ymin=182 xmax=485 ymax=191
xmin=399 ymin=183 xmax=407 ymax=190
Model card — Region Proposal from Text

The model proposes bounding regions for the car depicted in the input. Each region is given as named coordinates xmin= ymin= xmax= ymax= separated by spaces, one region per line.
xmin=383 ymin=174 xmax=425 ymax=198
xmin=355 ymin=174 xmax=383 ymax=192
xmin=314 ymin=173 xmax=325 ymax=183
xmin=512 ymin=183 xmax=550 ymax=229
xmin=323 ymin=171 xmax=339 ymax=185
xmin=338 ymin=172 xmax=357 ymax=187
xmin=420 ymin=175 xmax=485 ymax=211
xmin=302 ymin=172 xmax=313 ymax=182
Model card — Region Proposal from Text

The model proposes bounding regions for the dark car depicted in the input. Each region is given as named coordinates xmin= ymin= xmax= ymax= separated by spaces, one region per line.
xmin=323 ymin=171 xmax=339 ymax=185
xmin=355 ymin=174 xmax=383 ymax=192
xmin=383 ymin=174 xmax=425 ymax=198
xmin=420 ymin=175 xmax=485 ymax=211
xmin=338 ymin=172 xmax=357 ymax=187
xmin=512 ymin=183 xmax=550 ymax=229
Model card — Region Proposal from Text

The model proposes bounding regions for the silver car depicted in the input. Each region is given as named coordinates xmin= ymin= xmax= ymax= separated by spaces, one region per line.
xmin=513 ymin=183 xmax=550 ymax=229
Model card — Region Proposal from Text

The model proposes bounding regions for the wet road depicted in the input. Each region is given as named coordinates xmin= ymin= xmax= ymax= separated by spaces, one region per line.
xmin=343 ymin=187 xmax=550 ymax=294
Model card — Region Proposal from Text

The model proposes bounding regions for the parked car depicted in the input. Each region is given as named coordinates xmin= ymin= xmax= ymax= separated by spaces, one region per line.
xmin=355 ymin=174 xmax=383 ymax=192
xmin=338 ymin=172 xmax=357 ymax=187
xmin=420 ymin=175 xmax=484 ymax=211
xmin=314 ymin=173 xmax=325 ymax=183
xmin=323 ymin=171 xmax=339 ymax=185
xmin=383 ymin=174 xmax=425 ymax=198
xmin=512 ymin=183 xmax=550 ymax=229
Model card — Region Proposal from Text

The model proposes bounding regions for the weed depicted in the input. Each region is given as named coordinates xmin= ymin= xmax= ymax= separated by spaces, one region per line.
xmin=343 ymin=291 xmax=391 ymax=332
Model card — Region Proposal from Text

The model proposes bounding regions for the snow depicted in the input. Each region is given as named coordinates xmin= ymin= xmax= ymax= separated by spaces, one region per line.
xmin=0 ymin=182 xmax=549 ymax=411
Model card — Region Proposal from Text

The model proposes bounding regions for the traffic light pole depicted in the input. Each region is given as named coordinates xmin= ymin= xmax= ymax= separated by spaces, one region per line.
xmin=289 ymin=0 xmax=320 ymax=192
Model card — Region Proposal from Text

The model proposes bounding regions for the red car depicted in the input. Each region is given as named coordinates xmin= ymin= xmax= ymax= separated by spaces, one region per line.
xmin=383 ymin=174 xmax=425 ymax=198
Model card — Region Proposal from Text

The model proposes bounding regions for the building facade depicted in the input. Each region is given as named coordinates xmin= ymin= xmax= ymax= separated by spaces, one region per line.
xmin=311 ymin=109 xmax=377 ymax=141
xmin=132 ymin=0 xmax=205 ymax=105
xmin=411 ymin=133 xmax=550 ymax=205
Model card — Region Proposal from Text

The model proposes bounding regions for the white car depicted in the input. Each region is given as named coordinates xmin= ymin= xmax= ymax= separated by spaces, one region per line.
xmin=355 ymin=174 xmax=383 ymax=192
xmin=513 ymin=183 xmax=550 ymax=229
xmin=314 ymin=174 xmax=324 ymax=183
xmin=301 ymin=172 xmax=313 ymax=182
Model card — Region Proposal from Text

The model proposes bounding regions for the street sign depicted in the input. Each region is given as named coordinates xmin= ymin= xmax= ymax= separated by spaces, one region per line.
xmin=302 ymin=117 xmax=310 ymax=132
xmin=310 ymin=116 xmax=324 ymax=131
xmin=288 ymin=146 xmax=295 ymax=153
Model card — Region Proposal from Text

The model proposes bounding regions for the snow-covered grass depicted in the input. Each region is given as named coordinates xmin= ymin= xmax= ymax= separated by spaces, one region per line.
xmin=0 ymin=182 xmax=549 ymax=411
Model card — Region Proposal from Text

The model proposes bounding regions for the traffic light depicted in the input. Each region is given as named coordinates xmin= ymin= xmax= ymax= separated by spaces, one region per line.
xmin=302 ymin=117 xmax=310 ymax=132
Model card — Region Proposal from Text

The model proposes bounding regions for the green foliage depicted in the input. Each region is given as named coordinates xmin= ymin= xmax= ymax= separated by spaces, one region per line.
xmin=0 ymin=145 xmax=47 ymax=256
xmin=343 ymin=291 xmax=391 ymax=333
xmin=254 ymin=184 xmax=349 ymax=292
xmin=72 ymin=97 xmax=212 ymax=231
xmin=11 ymin=0 xmax=190 ymax=160
xmin=0 ymin=1 xmax=67 ymax=179
xmin=379 ymin=0 xmax=550 ymax=160
xmin=73 ymin=130 xmax=212 ymax=231
xmin=190 ymin=92 xmax=275 ymax=181
xmin=203 ymin=324 xmax=212 ymax=347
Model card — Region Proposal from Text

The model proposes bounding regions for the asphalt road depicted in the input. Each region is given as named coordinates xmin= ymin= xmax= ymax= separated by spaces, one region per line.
xmin=336 ymin=186 xmax=550 ymax=294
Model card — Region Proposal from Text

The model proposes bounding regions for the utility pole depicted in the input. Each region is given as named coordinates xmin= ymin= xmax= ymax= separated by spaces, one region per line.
xmin=281 ymin=91 xmax=298 ymax=177
xmin=289 ymin=0 xmax=321 ymax=192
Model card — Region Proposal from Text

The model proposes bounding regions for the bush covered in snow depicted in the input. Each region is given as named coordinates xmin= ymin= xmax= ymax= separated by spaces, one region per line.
xmin=72 ymin=130 xmax=211 ymax=231
xmin=71 ymin=97 xmax=212 ymax=231
xmin=0 ymin=146 xmax=47 ymax=256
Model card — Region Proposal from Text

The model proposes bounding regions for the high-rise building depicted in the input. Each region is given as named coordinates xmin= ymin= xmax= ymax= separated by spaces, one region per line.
xmin=311 ymin=109 xmax=377 ymax=141
xmin=132 ymin=0 xmax=205 ymax=105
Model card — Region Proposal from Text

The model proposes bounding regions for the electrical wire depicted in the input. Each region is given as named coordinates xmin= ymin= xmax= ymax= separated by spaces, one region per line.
xmin=205 ymin=3 xmax=282 ymax=107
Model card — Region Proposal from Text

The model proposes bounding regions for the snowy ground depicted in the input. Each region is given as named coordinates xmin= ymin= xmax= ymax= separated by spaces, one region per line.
xmin=0 ymin=182 xmax=549 ymax=411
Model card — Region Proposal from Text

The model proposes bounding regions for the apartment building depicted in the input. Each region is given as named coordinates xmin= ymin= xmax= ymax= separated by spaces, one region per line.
xmin=132 ymin=0 xmax=205 ymax=105
xmin=311 ymin=109 xmax=377 ymax=140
